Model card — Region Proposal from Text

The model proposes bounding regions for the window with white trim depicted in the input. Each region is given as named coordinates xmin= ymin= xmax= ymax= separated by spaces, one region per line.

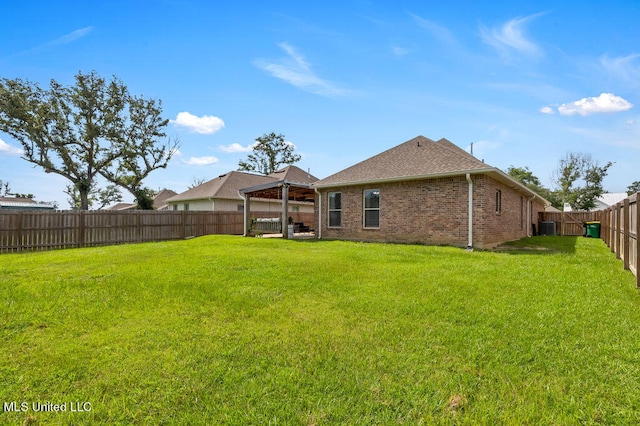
xmin=495 ymin=190 xmax=501 ymax=214
xmin=363 ymin=189 xmax=380 ymax=228
xmin=328 ymin=192 xmax=342 ymax=227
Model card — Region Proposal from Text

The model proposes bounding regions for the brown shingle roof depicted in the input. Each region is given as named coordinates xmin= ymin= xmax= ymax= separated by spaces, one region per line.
xmin=165 ymin=171 xmax=277 ymax=203
xmin=166 ymin=166 xmax=316 ymax=203
xmin=268 ymin=165 xmax=318 ymax=184
xmin=313 ymin=136 xmax=492 ymax=187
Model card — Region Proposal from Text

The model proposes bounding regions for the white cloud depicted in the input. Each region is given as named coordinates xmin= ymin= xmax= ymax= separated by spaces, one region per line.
xmin=0 ymin=138 xmax=24 ymax=155
xmin=539 ymin=106 xmax=555 ymax=114
xmin=600 ymin=54 xmax=640 ymax=87
xmin=391 ymin=46 xmax=412 ymax=56
xmin=410 ymin=13 xmax=457 ymax=47
xmin=183 ymin=156 xmax=219 ymax=166
xmin=52 ymin=27 xmax=94 ymax=45
xmin=254 ymin=43 xmax=346 ymax=97
xmin=218 ymin=142 xmax=257 ymax=153
xmin=171 ymin=112 xmax=225 ymax=134
xmin=557 ymin=93 xmax=633 ymax=116
xmin=480 ymin=13 xmax=545 ymax=58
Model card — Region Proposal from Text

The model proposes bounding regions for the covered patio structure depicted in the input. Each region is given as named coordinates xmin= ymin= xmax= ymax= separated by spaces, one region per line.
xmin=239 ymin=180 xmax=316 ymax=238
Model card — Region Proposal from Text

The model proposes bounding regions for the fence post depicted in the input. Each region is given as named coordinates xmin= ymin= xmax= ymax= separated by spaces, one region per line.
xmin=181 ymin=210 xmax=186 ymax=239
xmin=610 ymin=207 xmax=615 ymax=253
xmin=623 ymin=198 xmax=630 ymax=270
xmin=636 ymin=193 xmax=640 ymax=288
xmin=16 ymin=211 xmax=23 ymax=252
xmin=601 ymin=208 xmax=607 ymax=244
xmin=78 ymin=211 xmax=85 ymax=248
xmin=613 ymin=203 xmax=620 ymax=259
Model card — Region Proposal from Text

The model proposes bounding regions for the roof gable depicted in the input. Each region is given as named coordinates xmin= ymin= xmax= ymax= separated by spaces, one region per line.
xmin=268 ymin=165 xmax=318 ymax=184
xmin=314 ymin=135 xmax=490 ymax=187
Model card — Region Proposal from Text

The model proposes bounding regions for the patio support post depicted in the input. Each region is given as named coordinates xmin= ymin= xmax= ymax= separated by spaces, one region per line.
xmin=243 ymin=193 xmax=251 ymax=236
xmin=281 ymin=184 xmax=289 ymax=238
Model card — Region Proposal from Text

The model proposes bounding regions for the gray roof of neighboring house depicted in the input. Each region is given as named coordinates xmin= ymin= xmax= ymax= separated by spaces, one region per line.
xmin=313 ymin=135 xmax=550 ymax=205
xmin=153 ymin=189 xmax=178 ymax=210
xmin=164 ymin=172 xmax=271 ymax=203
xmin=106 ymin=189 xmax=178 ymax=210
xmin=596 ymin=192 xmax=628 ymax=207
xmin=0 ymin=197 xmax=56 ymax=210
xmin=313 ymin=135 xmax=492 ymax=187
xmin=166 ymin=166 xmax=316 ymax=203
xmin=106 ymin=202 xmax=136 ymax=211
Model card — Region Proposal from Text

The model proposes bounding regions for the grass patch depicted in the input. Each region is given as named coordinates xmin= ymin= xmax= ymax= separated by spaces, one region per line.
xmin=1 ymin=236 xmax=639 ymax=424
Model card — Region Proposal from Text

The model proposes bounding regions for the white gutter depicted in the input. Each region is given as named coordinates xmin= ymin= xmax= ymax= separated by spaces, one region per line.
xmin=466 ymin=173 xmax=473 ymax=249
xmin=313 ymin=168 xmax=497 ymax=190
xmin=314 ymin=187 xmax=322 ymax=239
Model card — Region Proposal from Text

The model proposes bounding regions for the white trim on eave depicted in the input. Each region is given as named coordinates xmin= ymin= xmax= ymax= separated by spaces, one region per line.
xmin=312 ymin=167 xmax=550 ymax=207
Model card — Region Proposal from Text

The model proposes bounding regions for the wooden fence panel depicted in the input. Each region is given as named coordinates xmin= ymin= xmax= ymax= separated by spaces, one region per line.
xmin=538 ymin=211 xmax=601 ymax=236
xmin=601 ymin=193 xmax=639 ymax=288
xmin=0 ymin=210 xmax=318 ymax=253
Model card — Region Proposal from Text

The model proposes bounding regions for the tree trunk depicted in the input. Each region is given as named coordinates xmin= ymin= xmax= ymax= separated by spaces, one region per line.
xmin=80 ymin=189 xmax=90 ymax=210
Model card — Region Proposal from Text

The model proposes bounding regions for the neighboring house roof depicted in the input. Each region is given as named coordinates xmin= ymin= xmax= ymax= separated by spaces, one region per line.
xmin=153 ymin=189 xmax=178 ymax=210
xmin=105 ymin=189 xmax=179 ymax=210
xmin=313 ymin=135 xmax=549 ymax=204
xmin=596 ymin=193 xmax=628 ymax=209
xmin=0 ymin=197 xmax=56 ymax=210
xmin=106 ymin=203 xmax=136 ymax=211
xmin=166 ymin=171 xmax=276 ymax=203
xmin=167 ymin=166 xmax=316 ymax=203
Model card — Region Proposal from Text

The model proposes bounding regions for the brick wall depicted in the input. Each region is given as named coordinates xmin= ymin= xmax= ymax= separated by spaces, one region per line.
xmin=318 ymin=174 xmax=546 ymax=248
xmin=472 ymin=175 xmax=544 ymax=247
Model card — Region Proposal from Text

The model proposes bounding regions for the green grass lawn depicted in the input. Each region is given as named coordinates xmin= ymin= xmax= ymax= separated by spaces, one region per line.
xmin=1 ymin=235 xmax=639 ymax=424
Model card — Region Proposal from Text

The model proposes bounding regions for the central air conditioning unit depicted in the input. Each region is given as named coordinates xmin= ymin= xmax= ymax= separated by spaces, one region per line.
xmin=540 ymin=221 xmax=556 ymax=236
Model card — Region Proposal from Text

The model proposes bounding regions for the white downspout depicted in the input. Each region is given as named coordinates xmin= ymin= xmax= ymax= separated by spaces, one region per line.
xmin=466 ymin=173 xmax=473 ymax=249
xmin=314 ymin=187 xmax=322 ymax=239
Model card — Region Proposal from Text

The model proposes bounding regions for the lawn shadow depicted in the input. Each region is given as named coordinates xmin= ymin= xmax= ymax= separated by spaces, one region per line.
xmin=493 ymin=236 xmax=579 ymax=255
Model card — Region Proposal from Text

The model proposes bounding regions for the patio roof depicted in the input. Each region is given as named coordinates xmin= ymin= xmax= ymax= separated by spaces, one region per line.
xmin=239 ymin=180 xmax=316 ymax=202
xmin=239 ymin=180 xmax=316 ymax=239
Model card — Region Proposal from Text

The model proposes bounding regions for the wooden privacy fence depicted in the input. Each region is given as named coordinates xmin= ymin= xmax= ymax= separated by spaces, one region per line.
xmin=0 ymin=210 xmax=315 ymax=253
xmin=601 ymin=193 xmax=639 ymax=288
xmin=538 ymin=211 xmax=602 ymax=236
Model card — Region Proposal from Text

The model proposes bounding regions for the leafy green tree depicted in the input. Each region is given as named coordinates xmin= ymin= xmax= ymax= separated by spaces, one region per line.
xmin=238 ymin=132 xmax=301 ymax=175
xmin=627 ymin=181 xmax=640 ymax=196
xmin=506 ymin=166 xmax=560 ymax=207
xmin=100 ymin=96 xmax=177 ymax=209
xmin=64 ymin=182 xmax=123 ymax=210
xmin=552 ymin=152 xmax=612 ymax=211
xmin=0 ymin=71 xmax=178 ymax=210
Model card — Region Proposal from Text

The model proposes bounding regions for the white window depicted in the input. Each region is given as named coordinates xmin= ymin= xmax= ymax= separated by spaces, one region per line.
xmin=328 ymin=192 xmax=341 ymax=227
xmin=363 ymin=189 xmax=380 ymax=228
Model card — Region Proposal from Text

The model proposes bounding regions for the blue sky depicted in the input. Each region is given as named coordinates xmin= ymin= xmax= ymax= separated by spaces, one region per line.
xmin=1 ymin=0 xmax=639 ymax=208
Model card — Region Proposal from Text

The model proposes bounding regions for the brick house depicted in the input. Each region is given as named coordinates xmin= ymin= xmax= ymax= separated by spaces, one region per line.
xmin=312 ymin=135 xmax=548 ymax=249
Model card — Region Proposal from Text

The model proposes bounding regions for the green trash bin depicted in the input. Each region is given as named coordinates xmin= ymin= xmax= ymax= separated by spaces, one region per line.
xmin=585 ymin=221 xmax=600 ymax=238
